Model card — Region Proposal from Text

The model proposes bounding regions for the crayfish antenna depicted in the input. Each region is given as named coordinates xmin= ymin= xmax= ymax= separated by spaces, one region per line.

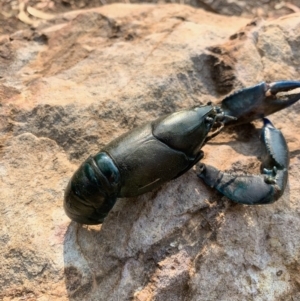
xmin=204 ymin=107 xmax=236 ymax=143
xmin=204 ymin=123 xmax=225 ymax=143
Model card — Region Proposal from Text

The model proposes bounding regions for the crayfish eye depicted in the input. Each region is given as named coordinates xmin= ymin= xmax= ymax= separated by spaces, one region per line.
xmin=204 ymin=116 xmax=216 ymax=130
xmin=205 ymin=116 xmax=214 ymax=124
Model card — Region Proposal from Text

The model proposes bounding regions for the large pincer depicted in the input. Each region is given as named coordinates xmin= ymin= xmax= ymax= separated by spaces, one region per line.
xmin=220 ymin=80 xmax=300 ymax=126
xmin=197 ymin=118 xmax=289 ymax=205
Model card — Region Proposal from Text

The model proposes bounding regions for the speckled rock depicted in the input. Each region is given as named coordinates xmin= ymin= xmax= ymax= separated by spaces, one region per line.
xmin=0 ymin=4 xmax=300 ymax=301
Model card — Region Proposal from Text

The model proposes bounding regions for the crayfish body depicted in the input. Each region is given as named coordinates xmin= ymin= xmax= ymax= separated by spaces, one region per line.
xmin=64 ymin=81 xmax=300 ymax=225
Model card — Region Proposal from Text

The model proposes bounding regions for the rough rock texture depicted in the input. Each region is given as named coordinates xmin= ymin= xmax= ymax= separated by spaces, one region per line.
xmin=1 ymin=4 xmax=300 ymax=301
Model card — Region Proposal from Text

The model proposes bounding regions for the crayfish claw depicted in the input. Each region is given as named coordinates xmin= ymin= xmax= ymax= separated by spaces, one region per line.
xmin=219 ymin=80 xmax=300 ymax=126
xmin=261 ymin=118 xmax=289 ymax=171
xmin=198 ymin=167 xmax=279 ymax=205
xmin=263 ymin=166 xmax=277 ymax=184
xmin=263 ymin=166 xmax=277 ymax=177
xmin=198 ymin=118 xmax=289 ymax=205
xmin=197 ymin=163 xmax=221 ymax=188
xmin=268 ymin=80 xmax=300 ymax=95
xmin=197 ymin=163 xmax=206 ymax=173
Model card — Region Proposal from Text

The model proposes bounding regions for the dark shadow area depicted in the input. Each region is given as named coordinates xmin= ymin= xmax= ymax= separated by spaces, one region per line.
xmin=191 ymin=52 xmax=236 ymax=97
xmin=206 ymin=122 xmax=262 ymax=157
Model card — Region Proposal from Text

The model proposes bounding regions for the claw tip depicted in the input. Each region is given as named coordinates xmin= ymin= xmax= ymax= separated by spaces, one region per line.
xmin=263 ymin=117 xmax=274 ymax=128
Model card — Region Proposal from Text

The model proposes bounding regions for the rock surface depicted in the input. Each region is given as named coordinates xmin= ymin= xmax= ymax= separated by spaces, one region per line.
xmin=1 ymin=4 xmax=300 ymax=301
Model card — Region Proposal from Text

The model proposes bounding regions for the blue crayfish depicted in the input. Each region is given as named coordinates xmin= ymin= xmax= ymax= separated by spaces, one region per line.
xmin=64 ymin=81 xmax=300 ymax=225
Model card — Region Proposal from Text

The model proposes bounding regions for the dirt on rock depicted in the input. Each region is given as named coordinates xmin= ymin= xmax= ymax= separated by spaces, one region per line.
xmin=1 ymin=0 xmax=300 ymax=36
